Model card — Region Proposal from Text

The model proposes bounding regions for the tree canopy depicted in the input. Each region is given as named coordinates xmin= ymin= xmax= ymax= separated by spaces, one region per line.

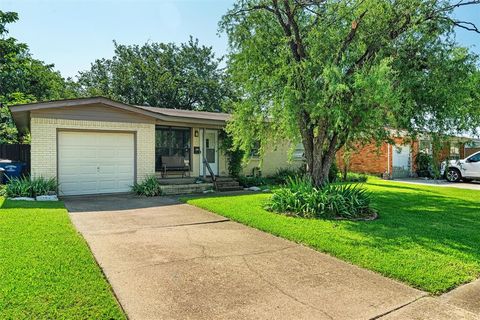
xmin=0 ymin=10 xmax=76 ymax=143
xmin=221 ymin=0 xmax=480 ymax=185
xmin=77 ymin=38 xmax=232 ymax=112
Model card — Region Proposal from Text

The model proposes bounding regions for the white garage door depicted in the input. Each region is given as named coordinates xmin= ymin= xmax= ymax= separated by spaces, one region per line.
xmin=58 ymin=131 xmax=135 ymax=196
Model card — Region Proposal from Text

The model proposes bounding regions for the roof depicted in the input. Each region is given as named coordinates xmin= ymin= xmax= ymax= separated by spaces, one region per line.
xmin=135 ymin=105 xmax=230 ymax=122
xmin=8 ymin=97 xmax=231 ymax=133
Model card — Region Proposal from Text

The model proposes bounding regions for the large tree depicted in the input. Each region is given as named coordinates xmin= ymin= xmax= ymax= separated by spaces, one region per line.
xmin=77 ymin=38 xmax=232 ymax=112
xmin=221 ymin=0 xmax=480 ymax=185
xmin=0 ymin=11 xmax=77 ymax=143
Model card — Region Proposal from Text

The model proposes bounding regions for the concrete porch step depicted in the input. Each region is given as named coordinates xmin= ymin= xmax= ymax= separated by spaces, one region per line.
xmin=215 ymin=181 xmax=241 ymax=187
xmin=157 ymin=177 xmax=197 ymax=185
xmin=204 ymin=176 xmax=243 ymax=192
xmin=159 ymin=183 xmax=214 ymax=195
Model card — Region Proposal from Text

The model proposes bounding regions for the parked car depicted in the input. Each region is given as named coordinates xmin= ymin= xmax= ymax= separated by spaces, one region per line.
xmin=441 ymin=151 xmax=480 ymax=182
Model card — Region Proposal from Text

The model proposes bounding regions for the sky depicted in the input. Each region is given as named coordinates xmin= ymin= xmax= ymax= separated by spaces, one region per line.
xmin=2 ymin=0 xmax=480 ymax=79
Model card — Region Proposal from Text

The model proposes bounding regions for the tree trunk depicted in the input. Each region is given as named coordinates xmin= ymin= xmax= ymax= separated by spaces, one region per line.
xmin=300 ymin=125 xmax=339 ymax=186
xmin=342 ymin=151 xmax=351 ymax=181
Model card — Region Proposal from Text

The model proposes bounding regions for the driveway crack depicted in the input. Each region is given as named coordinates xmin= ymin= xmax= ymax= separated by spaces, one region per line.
xmin=83 ymin=218 xmax=231 ymax=235
xmin=241 ymin=256 xmax=335 ymax=320
xmin=114 ymin=245 xmax=297 ymax=274
xmin=369 ymin=295 xmax=429 ymax=320
xmin=185 ymin=228 xmax=208 ymax=258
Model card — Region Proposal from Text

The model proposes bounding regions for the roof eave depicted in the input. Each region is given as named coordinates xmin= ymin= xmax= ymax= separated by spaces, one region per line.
xmin=8 ymin=97 xmax=229 ymax=132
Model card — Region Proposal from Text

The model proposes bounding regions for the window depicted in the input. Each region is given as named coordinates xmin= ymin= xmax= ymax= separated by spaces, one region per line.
xmin=155 ymin=127 xmax=191 ymax=171
xmin=450 ymin=145 xmax=460 ymax=160
xmin=466 ymin=140 xmax=480 ymax=148
xmin=419 ymin=140 xmax=432 ymax=154
xmin=250 ymin=141 xmax=260 ymax=158
xmin=293 ymin=143 xmax=305 ymax=159
xmin=468 ymin=153 xmax=480 ymax=163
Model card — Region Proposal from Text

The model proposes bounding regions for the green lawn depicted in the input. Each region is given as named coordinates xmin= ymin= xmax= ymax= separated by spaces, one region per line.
xmin=186 ymin=178 xmax=480 ymax=294
xmin=0 ymin=198 xmax=125 ymax=319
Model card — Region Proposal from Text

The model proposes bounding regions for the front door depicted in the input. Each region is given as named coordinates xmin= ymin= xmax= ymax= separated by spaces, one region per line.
xmin=201 ymin=129 xmax=218 ymax=176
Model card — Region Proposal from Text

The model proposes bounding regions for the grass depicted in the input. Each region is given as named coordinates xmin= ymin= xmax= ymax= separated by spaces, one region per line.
xmin=186 ymin=178 xmax=480 ymax=294
xmin=0 ymin=198 xmax=125 ymax=319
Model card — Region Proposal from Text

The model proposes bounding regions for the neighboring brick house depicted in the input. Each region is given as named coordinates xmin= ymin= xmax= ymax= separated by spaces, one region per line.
xmin=336 ymin=134 xmax=470 ymax=179
xmin=465 ymin=140 xmax=480 ymax=157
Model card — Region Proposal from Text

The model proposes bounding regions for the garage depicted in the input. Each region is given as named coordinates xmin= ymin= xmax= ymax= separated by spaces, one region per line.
xmin=58 ymin=131 xmax=135 ymax=196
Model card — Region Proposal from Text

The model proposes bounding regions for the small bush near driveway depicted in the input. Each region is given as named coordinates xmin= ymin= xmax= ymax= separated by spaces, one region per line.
xmin=2 ymin=176 xmax=56 ymax=198
xmin=132 ymin=175 xmax=162 ymax=196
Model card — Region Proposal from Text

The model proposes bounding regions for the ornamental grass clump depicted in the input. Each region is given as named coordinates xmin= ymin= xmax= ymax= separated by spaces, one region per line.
xmin=3 ymin=176 xmax=32 ymax=198
xmin=132 ymin=175 xmax=163 ymax=197
xmin=266 ymin=177 xmax=374 ymax=220
xmin=30 ymin=177 xmax=57 ymax=196
xmin=2 ymin=176 xmax=57 ymax=198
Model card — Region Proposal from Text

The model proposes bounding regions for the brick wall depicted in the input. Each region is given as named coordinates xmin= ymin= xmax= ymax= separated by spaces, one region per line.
xmin=337 ymin=137 xmax=414 ymax=176
xmin=30 ymin=116 xmax=155 ymax=182
xmin=337 ymin=142 xmax=389 ymax=175
xmin=465 ymin=148 xmax=480 ymax=157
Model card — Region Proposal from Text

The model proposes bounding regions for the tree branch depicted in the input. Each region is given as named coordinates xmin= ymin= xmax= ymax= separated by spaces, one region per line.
xmin=226 ymin=4 xmax=275 ymax=17
xmin=284 ymin=0 xmax=307 ymax=59
xmin=450 ymin=19 xmax=480 ymax=33
xmin=334 ymin=10 xmax=368 ymax=64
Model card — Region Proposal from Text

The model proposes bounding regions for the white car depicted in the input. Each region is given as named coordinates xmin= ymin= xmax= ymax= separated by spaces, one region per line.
xmin=441 ymin=151 xmax=480 ymax=182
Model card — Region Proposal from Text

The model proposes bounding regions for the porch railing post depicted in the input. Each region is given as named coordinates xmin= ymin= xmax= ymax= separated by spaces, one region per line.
xmin=202 ymin=128 xmax=206 ymax=179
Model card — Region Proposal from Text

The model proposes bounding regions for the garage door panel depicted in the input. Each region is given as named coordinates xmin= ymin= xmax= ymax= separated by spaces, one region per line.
xmin=58 ymin=131 xmax=135 ymax=196
xmin=97 ymin=181 xmax=131 ymax=192
xmin=97 ymin=148 xmax=120 ymax=158
xmin=60 ymin=132 xmax=96 ymax=146
xmin=117 ymin=166 xmax=134 ymax=174
xmin=60 ymin=181 xmax=98 ymax=196
xmin=59 ymin=165 xmax=97 ymax=176
xmin=59 ymin=146 xmax=98 ymax=158
xmin=60 ymin=173 xmax=99 ymax=184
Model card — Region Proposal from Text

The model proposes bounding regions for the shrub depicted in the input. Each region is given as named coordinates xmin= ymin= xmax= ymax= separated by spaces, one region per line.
xmin=266 ymin=177 xmax=374 ymax=219
xmin=30 ymin=177 xmax=57 ymax=196
xmin=339 ymin=172 xmax=368 ymax=183
xmin=237 ymin=175 xmax=269 ymax=187
xmin=415 ymin=152 xmax=434 ymax=178
xmin=4 ymin=176 xmax=32 ymax=198
xmin=270 ymin=167 xmax=302 ymax=184
xmin=132 ymin=175 xmax=162 ymax=196
xmin=328 ymin=162 xmax=339 ymax=182
xmin=219 ymin=130 xmax=244 ymax=178
xmin=3 ymin=176 xmax=57 ymax=198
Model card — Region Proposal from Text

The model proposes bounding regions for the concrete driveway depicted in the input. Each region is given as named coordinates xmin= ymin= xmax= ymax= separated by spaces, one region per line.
xmin=66 ymin=195 xmax=429 ymax=320
xmin=394 ymin=178 xmax=480 ymax=190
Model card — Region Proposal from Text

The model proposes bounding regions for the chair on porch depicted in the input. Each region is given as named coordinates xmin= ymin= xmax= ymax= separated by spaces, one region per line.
xmin=160 ymin=155 xmax=190 ymax=178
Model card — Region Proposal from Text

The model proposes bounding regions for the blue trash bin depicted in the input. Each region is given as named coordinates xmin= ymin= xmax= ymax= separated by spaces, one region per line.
xmin=0 ymin=160 xmax=25 ymax=183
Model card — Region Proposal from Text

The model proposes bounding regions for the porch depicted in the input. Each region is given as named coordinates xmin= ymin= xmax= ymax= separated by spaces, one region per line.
xmin=154 ymin=125 xmax=228 ymax=179
xmin=155 ymin=176 xmax=243 ymax=195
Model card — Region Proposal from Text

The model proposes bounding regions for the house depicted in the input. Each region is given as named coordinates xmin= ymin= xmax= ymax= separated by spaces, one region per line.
xmin=9 ymin=97 xmax=303 ymax=196
xmin=465 ymin=139 xmax=480 ymax=157
xmin=336 ymin=133 xmax=473 ymax=179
